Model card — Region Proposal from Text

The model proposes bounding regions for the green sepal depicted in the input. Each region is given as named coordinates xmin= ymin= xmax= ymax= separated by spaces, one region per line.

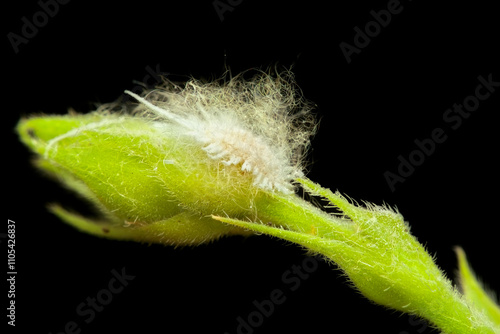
xmin=51 ymin=204 xmax=251 ymax=246
xmin=455 ymin=247 xmax=500 ymax=326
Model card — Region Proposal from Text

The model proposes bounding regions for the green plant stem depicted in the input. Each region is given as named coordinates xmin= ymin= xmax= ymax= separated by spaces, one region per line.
xmin=215 ymin=178 xmax=499 ymax=334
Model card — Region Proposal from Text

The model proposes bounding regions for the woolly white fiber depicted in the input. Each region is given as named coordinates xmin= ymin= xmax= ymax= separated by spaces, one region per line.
xmin=123 ymin=71 xmax=317 ymax=194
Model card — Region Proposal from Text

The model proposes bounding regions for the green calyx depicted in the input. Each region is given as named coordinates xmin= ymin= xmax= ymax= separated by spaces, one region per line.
xmin=17 ymin=113 xmax=258 ymax=245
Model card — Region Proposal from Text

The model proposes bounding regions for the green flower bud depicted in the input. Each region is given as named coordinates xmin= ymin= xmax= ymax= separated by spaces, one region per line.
xmin=17 ymin=113 xmax=256 ymax=245
xmin=16 ymin=72 xmax=315 ymax=246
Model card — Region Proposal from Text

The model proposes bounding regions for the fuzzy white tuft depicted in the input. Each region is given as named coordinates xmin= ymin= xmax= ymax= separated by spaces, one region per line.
xmin=123 ymin=71 xmax=317 ymax=194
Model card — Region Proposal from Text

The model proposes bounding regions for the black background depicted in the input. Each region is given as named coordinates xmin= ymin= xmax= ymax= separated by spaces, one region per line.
xmin=4 ymin=0 xmax=499 ymax=333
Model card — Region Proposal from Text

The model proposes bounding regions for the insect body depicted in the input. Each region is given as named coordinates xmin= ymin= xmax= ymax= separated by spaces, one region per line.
xmin=125 ymin=82 xmax=308 ymax=195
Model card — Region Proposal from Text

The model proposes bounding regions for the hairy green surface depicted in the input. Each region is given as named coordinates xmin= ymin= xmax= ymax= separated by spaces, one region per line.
xmin=215 ymin=178 xmax=500 ymax=333
xmin=17 ymin=73 xmax=499 ymax=333
xmin=455 ymin=247 xmax=500 ymax=327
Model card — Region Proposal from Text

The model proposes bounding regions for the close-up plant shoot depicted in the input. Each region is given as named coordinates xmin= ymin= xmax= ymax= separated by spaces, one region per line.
xmin=16 ymin=71 xmax=499 ymax=334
